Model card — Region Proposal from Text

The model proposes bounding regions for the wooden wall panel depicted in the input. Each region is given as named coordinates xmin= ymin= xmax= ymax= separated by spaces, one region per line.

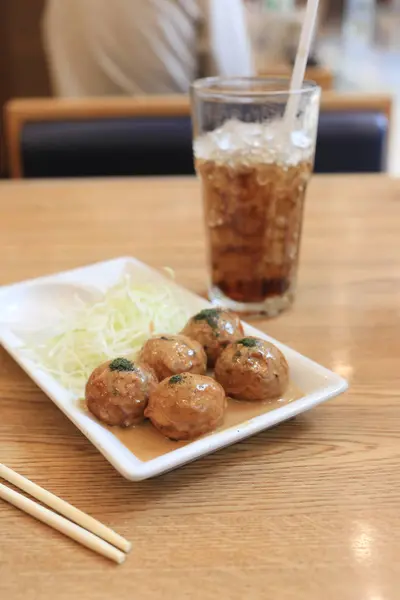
xmin=0 ymin=0 xmax=50 ymax=175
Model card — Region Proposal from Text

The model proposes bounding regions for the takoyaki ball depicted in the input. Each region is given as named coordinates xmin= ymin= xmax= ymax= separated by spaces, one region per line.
xmin=144 ymin=373 xmax=226 ymax=440
xmin=181 ymin=308 xmax=244 ymax=366
xmin=139 ymin=334 xmax=207 ymax=381
xmin=86 ymin=357 xmax=158 ymax=427
xmin=214 ymin=337 xmax=289 ymax=401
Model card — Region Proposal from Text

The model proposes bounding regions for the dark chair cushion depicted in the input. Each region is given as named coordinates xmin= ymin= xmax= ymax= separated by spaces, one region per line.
xmin=315 ymin=112 xmax=388 ymax=173
xmin=21 ymin=117 xmax=194 ymax=178
xmin=20 ymin=111 xmax=388 ymax=178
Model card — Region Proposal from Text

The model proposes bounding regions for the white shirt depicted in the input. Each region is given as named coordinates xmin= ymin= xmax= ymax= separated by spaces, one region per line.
xmin=43 ymin=0 xmax=254 ymax=96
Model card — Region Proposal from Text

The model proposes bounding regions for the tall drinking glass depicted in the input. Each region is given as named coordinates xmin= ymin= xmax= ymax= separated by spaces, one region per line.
xmin=191 ymin=77 xmax=320 ymax=316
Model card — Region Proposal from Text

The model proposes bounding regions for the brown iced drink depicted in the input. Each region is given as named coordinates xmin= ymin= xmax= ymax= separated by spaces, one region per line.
xmin=194 ymin=119 xmax=313 ymax=307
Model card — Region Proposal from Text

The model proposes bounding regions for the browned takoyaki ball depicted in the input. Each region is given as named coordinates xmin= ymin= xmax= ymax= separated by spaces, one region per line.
xmin=86 ymin=357 xmax=158 ymax=427
xmin=139 ymin=334 xmax=207 ymax=381
xmin=144 ymin=373 xmax=226 ymax=440
xmin=214 ymin=337 xmax=289 ymax=401
xmin=181 ymin=308 xmax=244 ymax=366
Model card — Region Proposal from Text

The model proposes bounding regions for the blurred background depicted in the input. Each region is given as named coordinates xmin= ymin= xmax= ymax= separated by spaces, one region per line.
xmin=1 ymin=0 xmax=399 ymax=176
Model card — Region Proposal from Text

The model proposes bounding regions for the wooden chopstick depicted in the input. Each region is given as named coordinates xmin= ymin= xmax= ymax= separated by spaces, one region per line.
xmin=0 ymin=482 xmax=125 ymax=563
xmin=0 ymin=464 xmax=131 ymax=556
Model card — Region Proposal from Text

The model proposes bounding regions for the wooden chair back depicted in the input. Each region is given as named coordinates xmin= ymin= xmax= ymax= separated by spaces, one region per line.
xmin=4 ymin=92 xmax=393 ymax=178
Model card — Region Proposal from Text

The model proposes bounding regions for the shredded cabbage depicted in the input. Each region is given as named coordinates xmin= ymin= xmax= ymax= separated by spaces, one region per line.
xmin=22 ymin=274 xmax=189 ymax=395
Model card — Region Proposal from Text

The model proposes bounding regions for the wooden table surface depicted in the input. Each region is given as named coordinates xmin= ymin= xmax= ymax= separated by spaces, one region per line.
xmin=1 ymin=175 xmax=399 ymax=600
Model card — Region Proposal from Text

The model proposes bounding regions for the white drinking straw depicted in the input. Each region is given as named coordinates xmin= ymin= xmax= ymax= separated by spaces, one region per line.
xmin=284 ymin=0 xmax=320 ymax=127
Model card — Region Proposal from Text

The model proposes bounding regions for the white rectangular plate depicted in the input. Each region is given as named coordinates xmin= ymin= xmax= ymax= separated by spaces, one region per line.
xmin=0 ymin=257 xmax=348 ymax=480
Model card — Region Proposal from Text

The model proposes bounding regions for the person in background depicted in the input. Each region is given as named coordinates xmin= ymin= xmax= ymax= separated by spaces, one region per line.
xmin=42 ymin=0 xmax=254 ymax=97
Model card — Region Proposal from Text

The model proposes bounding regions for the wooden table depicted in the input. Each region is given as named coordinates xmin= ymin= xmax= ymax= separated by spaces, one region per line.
xmin=1 ymin=175 xmax=399 ymax=600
